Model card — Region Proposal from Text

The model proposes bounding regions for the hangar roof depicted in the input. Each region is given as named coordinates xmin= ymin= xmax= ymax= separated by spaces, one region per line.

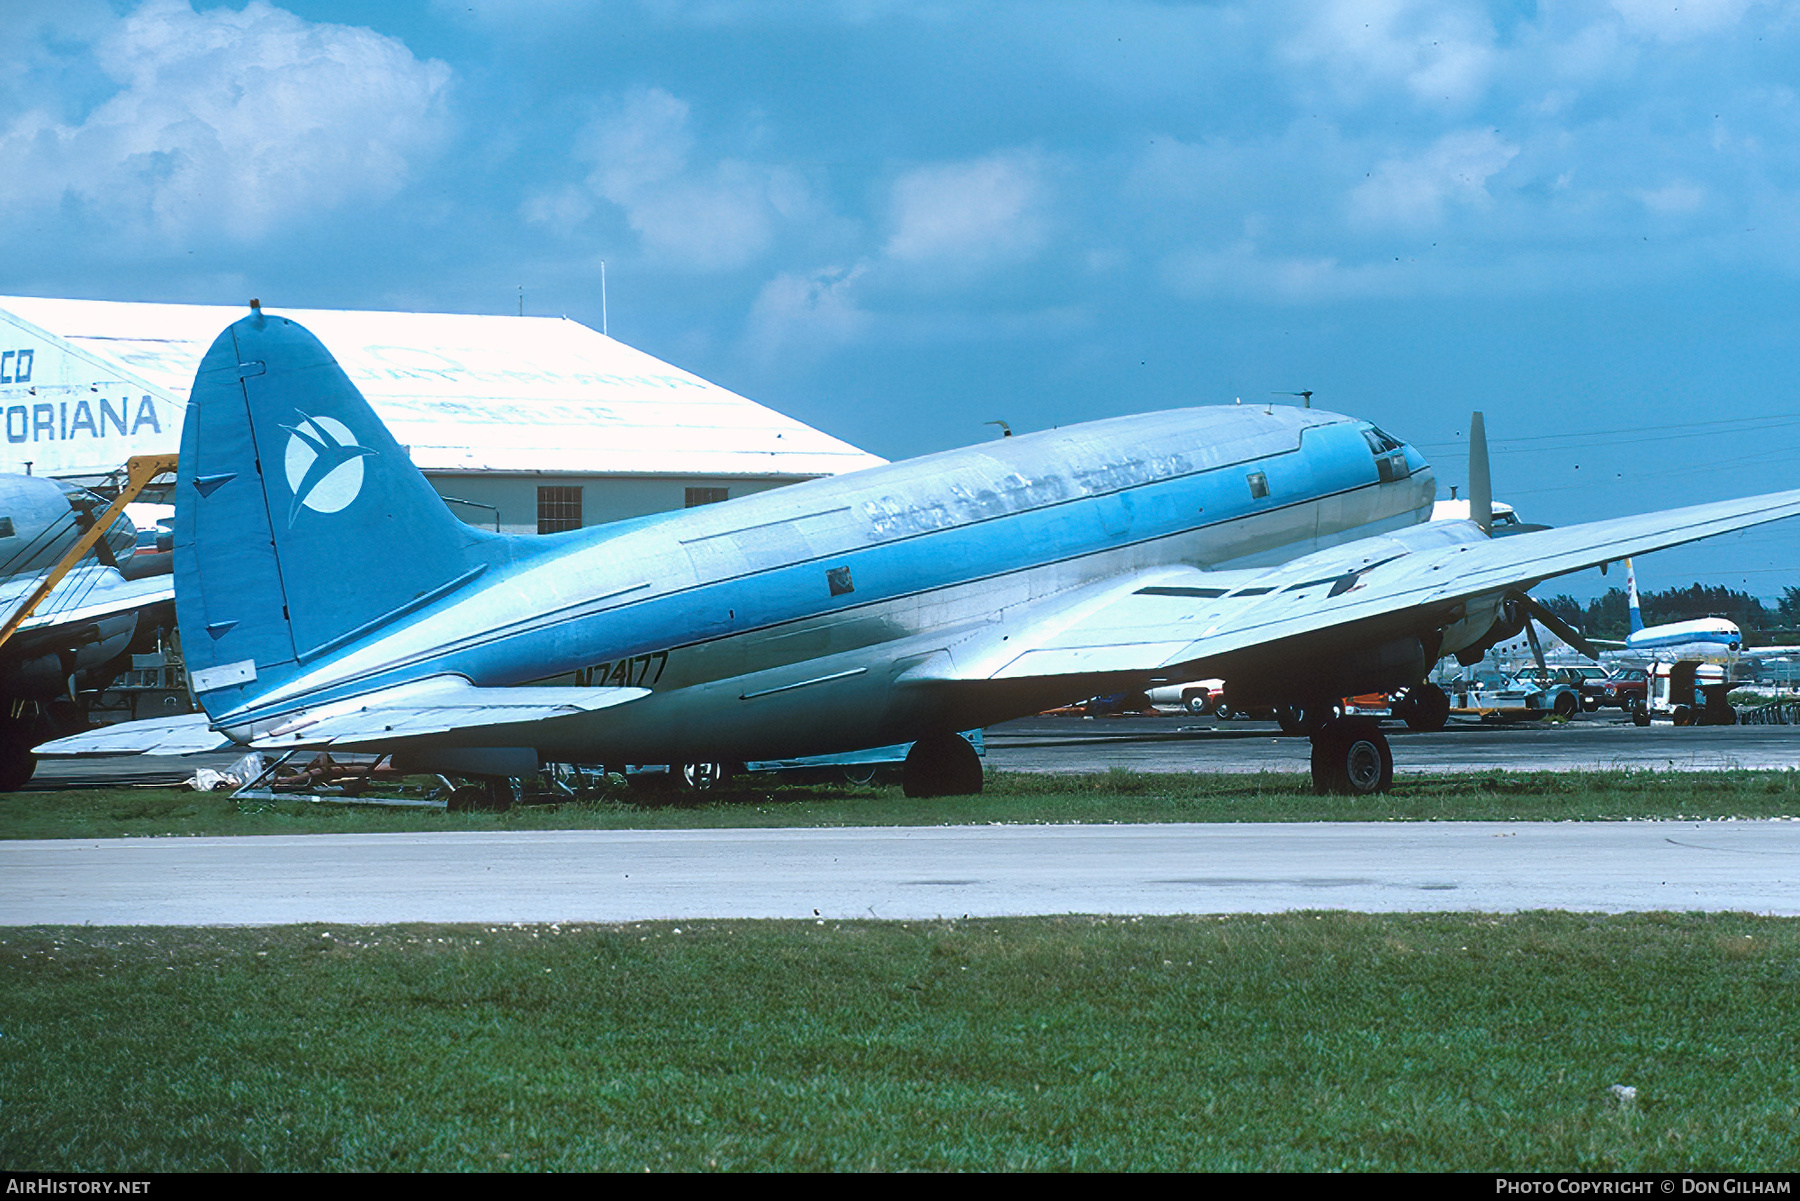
xmin=0 ymin=296 xmax=884 ymax=479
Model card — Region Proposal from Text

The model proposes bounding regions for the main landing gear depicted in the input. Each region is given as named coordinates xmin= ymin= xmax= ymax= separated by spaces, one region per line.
xmin=1308 ymin=717 xmax=1394 ymax=796
xmin=903 ymin=732 xmax=984 ymax=798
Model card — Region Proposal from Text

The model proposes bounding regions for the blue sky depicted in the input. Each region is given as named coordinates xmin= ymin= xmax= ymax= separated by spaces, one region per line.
xmin=5 ymin=0 xmax=1800 ymax=601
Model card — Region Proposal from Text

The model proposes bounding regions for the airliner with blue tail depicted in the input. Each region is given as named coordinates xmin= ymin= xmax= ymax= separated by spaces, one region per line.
xmin=1593 ymin=558 xmax=1793 ymax=667
xmin=40 ymin=306 xmax=1800 ymax=796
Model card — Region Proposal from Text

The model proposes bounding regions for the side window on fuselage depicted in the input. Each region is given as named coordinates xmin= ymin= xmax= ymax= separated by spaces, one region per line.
xmin=1246 ymin=471 xmax=1269 ymax=500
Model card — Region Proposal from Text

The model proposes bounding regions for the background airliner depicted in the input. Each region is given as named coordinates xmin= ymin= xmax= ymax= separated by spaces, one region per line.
xmin=0 ymin=473 xmax=173 ymax=788
xmin=42 ymin=308 xmax=1800 ymax=798
xmin=1593 ymin=558 xmax=1794 ymax=668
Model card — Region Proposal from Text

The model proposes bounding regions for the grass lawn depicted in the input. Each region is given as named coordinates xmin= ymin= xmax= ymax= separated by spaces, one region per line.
xmin=2 ymin=913 xmax=1796 ymax=1171
xmin=4 ymin=769 xmax=1800 ymax=839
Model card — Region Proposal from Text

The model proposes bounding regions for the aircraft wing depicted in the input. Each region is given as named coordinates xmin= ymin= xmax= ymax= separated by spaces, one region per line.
xmin=36 ymin=713 xmax=236 ymax=756
xmin=0 ymin=564 xmax=173 ymax=635
xmin=926 ymin=488 xmax=1800 ymax=683
xmin=37 ymin=674 xmax=649 ymax=756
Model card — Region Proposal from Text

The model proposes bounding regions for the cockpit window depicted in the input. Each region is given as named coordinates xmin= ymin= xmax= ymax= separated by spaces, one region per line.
xmin=1363 ymin=427 xmax=1404 ymax=455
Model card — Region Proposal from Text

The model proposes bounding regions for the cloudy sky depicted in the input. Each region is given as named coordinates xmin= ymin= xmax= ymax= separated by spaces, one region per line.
xmin=5 ymin=0 xmax=1800 ymax=599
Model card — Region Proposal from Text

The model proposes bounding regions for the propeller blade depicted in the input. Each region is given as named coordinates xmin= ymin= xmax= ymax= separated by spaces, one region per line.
xmin=1469 ymin=410 xmax=1492 ymax=535
xmin=1524 ymin=615 xmax=1548 ymax=673
xmin=1511 ymin=592 xmax=1600 ymax=661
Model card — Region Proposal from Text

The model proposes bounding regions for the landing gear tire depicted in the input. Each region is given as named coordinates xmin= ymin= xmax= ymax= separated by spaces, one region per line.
xmin=1402 ymin=683 xmax=1450 ymax=733
xmin=0 ymin=739 xmax=34 ymax=793
xmin=1310 ymin=718 xmax=1394 ymax=796
xmin=0 ymin=714 xmax=40 ymax=793
xmin=446 ymin=785 xmax=486 ymax=812
xmin=902 ymin=733 xmax=984 ymax=798
xmin=680 ymin=762 xmax=727 ymax=791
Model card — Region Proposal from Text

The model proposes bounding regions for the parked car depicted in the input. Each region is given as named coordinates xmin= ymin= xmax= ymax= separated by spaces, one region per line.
xmin=1147 ymin=679 xmax=1224 ymax=714
xmin=1598 ymin=668 xmax=1648 ymax=711
xmin=1513 ymin=665 xmax=1614 ymax=712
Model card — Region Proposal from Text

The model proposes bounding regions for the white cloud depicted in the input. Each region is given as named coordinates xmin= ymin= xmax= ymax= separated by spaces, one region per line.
xmin=519 ymin=184 xmax=595 ymax=233
xmin=1162 ymin=240 xmax=1407 ymax=303
xmin=0 ymin=0 xmax=451 ymax=243
xmin=1638 ymin=179 xmax=1708 ymax=213
xmin=1611 ymin=0 xmax=1761 ymax=41
xmin=884 ymin=150 xmax=1051 ymax=268
xmin=1285 ymin=0 xmax=1499 ymax=107
xmin=584 ymin=87 xmax=693 ymax=202
xmin=1350 ymin=128 xmax=1519 ymax=227
xmin=744 ymin=263 xmax=871 ymax=361
xmin=575 ymin=88 xmax=827 ymax=272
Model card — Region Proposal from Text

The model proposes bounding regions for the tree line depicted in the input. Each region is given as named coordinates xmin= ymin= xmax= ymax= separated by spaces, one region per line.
xmin=1542 ymin=585 xmax=1800 ymax=642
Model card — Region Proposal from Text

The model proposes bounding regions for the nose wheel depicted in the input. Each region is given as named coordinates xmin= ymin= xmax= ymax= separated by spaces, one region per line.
xmin=1309 ymin=717 xmax=1393 ymax=795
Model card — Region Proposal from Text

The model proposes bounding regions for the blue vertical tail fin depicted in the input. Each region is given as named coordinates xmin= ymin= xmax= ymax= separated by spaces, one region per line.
xmin=1625 ymin=557 xmax=1644 ymax=636
xmin=175 ymin=309 xmax=510 ymax=716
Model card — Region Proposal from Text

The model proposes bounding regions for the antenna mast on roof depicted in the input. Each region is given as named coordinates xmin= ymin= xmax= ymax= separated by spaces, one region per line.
xmin=518 ymin=284 xmax=523 ymax=317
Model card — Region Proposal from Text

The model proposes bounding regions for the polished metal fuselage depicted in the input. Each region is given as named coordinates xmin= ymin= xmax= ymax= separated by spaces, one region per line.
xmin=222 ymin=406 xmax=1437 ymax=761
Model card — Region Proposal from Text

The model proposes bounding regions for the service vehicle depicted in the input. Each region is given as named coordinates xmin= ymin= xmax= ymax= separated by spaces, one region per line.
xmin=1445 ymin=669 xmax=1581 ymax=720
xmin=1637 ymin=661 xmax=1737 ymax=726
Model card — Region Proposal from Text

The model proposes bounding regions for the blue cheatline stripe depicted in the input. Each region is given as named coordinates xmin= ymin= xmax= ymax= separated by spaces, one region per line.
xmin=218 ymin=423 xmax=1423 ymax=723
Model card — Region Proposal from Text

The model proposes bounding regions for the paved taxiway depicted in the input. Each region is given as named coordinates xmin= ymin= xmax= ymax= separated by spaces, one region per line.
xmin=984 ymin=712 xmax=1800 ymax=774
xmin=12 ymin=711 xmax=1799 ymax=925
xmin=6 ymin=819 xmax=1799 ymax=925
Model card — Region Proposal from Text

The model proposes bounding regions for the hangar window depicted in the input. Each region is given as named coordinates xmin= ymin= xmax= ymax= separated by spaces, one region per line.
xmin=537 ymin=486 xmax=583 ymax=534
xmin=1246 ymin=471 xmax=1270 ymax=500
xmin=685 ymin=487 xmax=729 ymax=508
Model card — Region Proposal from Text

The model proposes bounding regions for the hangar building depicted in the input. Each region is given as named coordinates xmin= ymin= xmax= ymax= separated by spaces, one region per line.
xmin=0 ymin=296 xmax=885 ymax=532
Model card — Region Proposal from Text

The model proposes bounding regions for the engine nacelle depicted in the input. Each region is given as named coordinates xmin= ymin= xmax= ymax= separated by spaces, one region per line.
xmin=1223 ymin=633 xmax=1435 ymax=709
xmin=1449 ymin=596 xmax=1524 ymax=666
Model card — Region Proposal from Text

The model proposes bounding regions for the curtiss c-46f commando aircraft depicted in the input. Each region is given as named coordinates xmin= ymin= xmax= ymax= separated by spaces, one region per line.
xmin=41 ymin=307 xmax=1800 ymax=796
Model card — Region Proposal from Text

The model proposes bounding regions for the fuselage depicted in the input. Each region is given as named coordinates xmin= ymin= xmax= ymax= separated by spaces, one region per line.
xmin=1616 ymin=617 xmax=1743 ymax=664
xmin=214 ymin=406 xmax=1437 ymax=761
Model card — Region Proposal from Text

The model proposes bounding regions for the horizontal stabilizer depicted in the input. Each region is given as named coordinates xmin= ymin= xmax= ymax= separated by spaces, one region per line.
xmin=247 ymin=674 xmax=648 ymax=751
xmin=38 ymin=677 xmax=649 ymax=757
xmin=37 ymin=713 xmax=234 ymax=757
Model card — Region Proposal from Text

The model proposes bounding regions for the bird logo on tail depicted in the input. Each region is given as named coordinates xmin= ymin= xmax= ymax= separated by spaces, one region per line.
xmin=282 ymin=413 xmax=377 ymax=525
